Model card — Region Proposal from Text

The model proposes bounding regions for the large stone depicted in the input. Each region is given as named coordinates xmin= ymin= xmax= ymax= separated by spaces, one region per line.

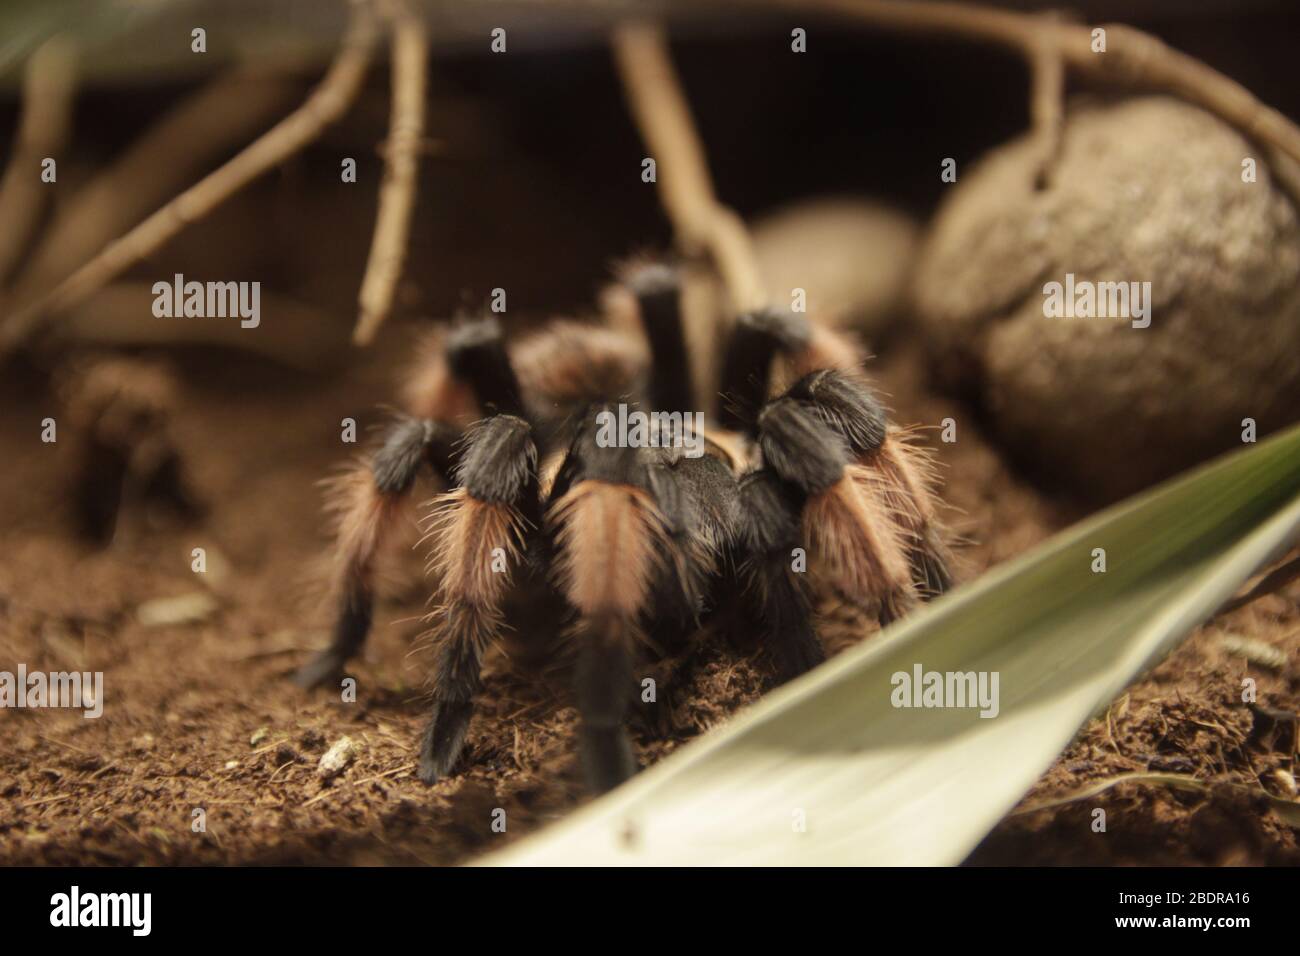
xmin=912 ymin=96 xmax=1300 ymax=501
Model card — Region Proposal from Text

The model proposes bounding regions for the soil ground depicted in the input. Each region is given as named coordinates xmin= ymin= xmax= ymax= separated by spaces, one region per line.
xmin=1 ymin=334 xmax=1297 ymax=866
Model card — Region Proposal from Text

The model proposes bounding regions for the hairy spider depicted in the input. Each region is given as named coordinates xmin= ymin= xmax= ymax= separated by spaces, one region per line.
xmin=293 ymin=262 xmax=954 ymax=793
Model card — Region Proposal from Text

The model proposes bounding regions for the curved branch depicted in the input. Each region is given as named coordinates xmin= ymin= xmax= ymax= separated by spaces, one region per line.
xmin=353 ymin=0 xmax=429 ymax=346
xmin=612 ymin=21 xmax=766 ymax=315
xmin=0 ymin=0 xmax=379 ymax=357
xmin=0 ymin=36 xmax=77 ymax=289
xmin=9 ymin=69 xmax=303 ymax=313
xmin=740 ymin=0 xmax=1300 ymax=166
xmin=1027 ymin=13 xmax=1065 ymax=190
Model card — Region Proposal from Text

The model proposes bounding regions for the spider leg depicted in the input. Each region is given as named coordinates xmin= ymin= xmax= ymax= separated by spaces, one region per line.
xmin=403 ymin=312 xmax=528 ymax=419
xmin=298 ymin=315 xmax=529 ymax=691
xmin=786 ymin=368 xmax=954 ymax=598
xmin=294 ymin=416 xmax=457 ymax=689
xmin=548 ymin=423 xmax=672 ymax=792
xmin=443 ymin=315 xmax=526 ymax=418
xmin=622 ymin=261 xmax=694 ymax=413
xmin=718 ymin=304 xmax=954 ymax=600
xmin=756 ymin=395 xmax=917 ymax=627
xmin=716 ymin=302 xmax=865 ymax=426
xmin=784 ymin=320 xmax=865 ymax=380
xmin=737 ymin=468 xmax=824 ymax=682
xmin=875 ymin=430 xmax=954 ymax=596
xmin=417 ymin=414 xmax=539 ymax=784
xmin=717 ymin=307 xmax=811 ymax=435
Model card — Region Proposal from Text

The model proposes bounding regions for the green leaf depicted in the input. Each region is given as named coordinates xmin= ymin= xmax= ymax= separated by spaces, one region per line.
xmin=483 ymin=424 xmax=1300 ymax=865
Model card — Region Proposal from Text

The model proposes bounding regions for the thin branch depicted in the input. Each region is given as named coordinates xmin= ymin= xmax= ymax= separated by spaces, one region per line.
xmin=1010 ymin=771 xmax=1209 ymax=816
xmin=1079 ymin=22 xmax=1300 ymax=165
xmin=1213 ymin=551 xmax=1300 ymax=620
xmin=1027 ymin=12 xmax=1064 ymax=190
xmin=0 ymin=35 xmax=76 ymax=289
xmin=8 ymin=68 xmax=303 ymax=312
xmin=1010 ymin=770 xmax=1300 ymax=826
xmin=737 ymin=0 xmax=1300 ymax=167
xmin=354 ymin=0 xmax=429 ymax=346
xmin=611 ymin=21 xmax=766 ymax=315
xmin=0 ymin=0 xmax=380 ymax=357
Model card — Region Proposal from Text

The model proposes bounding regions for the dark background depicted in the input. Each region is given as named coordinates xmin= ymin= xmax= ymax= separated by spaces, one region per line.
xmin=4 ymin=0 xmax=1297 ymax=329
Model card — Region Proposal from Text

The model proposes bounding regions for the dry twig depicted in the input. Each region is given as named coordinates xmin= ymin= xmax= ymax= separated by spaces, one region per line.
xmin=354 ymin=0 xmax=429 ymax=345
xmin=611 ymin=22 xmax=766 ymax=315
xmin=0 ymin=0 xmax=380 ymax=356
xmin=7 ymin=68 xmax=303 ymax=313
xmin=0 ymin=36 xmax=77 ymax=289
xmin=1027 ymin=12 xmax=1065 ymax=189
xmin=1213 ymin=551 xmax=1300 ymax=620
xmin=738 ymin=0 xmax=1300 ymax=165
xmin=7 ymin=0 xmax=1300 ymax=358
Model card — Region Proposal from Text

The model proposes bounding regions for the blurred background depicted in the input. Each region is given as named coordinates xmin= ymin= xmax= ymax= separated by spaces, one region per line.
xmin=2 ymin=0 xmax=1298 ymax=340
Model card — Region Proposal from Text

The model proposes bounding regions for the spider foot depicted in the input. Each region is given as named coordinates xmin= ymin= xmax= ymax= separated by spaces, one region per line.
xmin=292 ymin=648 xmax=349 ymax=691
xmin=579 ymin=725 xmax=638 ymax=794
xmin=417 ymin=699 xmax=474 ymax=785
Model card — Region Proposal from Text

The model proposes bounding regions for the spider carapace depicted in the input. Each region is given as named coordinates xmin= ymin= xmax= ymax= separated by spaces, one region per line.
xmin=293 ymin=261 xmax=954 ymax=793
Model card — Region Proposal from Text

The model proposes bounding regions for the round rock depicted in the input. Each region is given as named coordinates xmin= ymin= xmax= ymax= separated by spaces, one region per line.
xmin=912 ymin=96 xmax=1300 ymax=502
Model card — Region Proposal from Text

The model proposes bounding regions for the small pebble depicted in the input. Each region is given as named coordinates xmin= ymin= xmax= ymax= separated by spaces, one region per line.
xmin=137 ymin=592 xmax=219 ymax=627
xmin=317 ymin=736 xmax=362 ymax=779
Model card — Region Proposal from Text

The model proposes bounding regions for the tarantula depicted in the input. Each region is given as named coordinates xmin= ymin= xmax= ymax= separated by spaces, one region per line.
xmin=293 ymin=262 xmax=953 ymax=793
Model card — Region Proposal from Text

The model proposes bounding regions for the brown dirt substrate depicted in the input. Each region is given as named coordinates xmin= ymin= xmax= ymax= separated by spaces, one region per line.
xmin=1 ymin=336 xmax=1296 ymax=866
